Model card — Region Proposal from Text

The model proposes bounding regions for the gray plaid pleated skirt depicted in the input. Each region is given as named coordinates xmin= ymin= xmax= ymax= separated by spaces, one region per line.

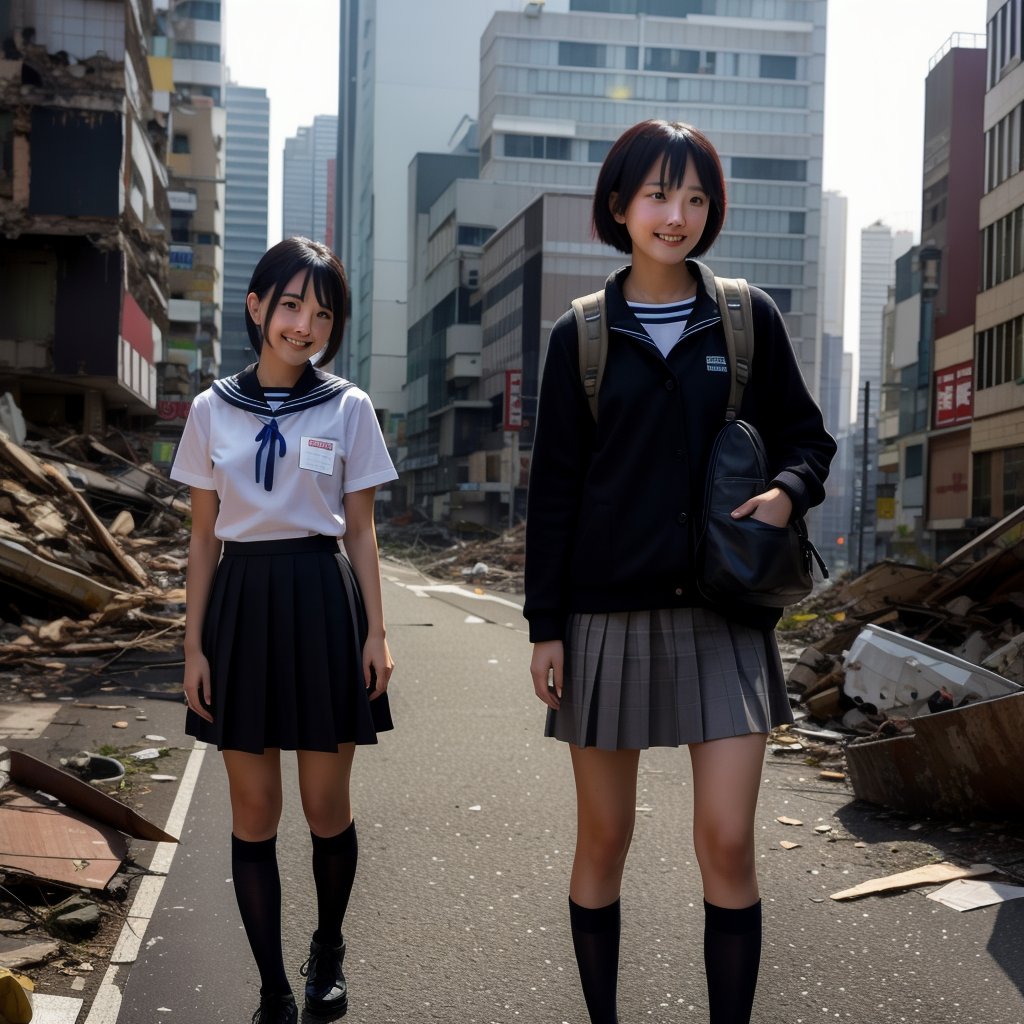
xmin=545 ymin=606 xmax=792 ymax=750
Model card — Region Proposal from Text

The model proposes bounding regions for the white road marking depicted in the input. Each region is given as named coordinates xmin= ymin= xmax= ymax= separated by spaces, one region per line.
xmin=83 ymin=740 xmax=208 ymax=1024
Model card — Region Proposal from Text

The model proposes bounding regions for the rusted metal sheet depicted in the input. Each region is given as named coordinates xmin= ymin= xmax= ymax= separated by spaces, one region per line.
xmin=846 ymin=692 xmax=1024 ymax=818
xmin=7 ymin=750 xmax=177 ymax=843
xmin=0 ymin=792 xmax=126 ymax=890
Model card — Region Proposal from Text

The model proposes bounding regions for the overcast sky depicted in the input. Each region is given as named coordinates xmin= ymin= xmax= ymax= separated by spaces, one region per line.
xmin=224 ymin=0 xmax=988 ymax=354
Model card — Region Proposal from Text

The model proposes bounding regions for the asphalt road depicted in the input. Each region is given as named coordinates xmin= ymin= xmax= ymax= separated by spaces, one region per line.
xmin=19 ymin=559 xmax=1024 ymax=1023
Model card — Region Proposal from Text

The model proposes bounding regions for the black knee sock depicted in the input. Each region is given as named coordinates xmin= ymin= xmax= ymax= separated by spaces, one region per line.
xmin=703 ymin=899 xmax=761 ymax=1024
xmin=310 ymin=820 xmax=357 ymax=946
xmin=568 ymin=896 xmax=620 ymax=1024
xmin=231 ymin=834 xmax=290 ymax=996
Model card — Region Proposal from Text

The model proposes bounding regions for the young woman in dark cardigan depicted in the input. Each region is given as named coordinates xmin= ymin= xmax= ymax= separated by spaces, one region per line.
xmin=525 ymin=120 xmax=836 ymax=1023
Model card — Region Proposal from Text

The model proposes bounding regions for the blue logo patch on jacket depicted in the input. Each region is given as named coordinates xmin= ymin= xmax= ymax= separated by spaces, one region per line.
xmin=706 ymin=355 xmax=728 ymax=373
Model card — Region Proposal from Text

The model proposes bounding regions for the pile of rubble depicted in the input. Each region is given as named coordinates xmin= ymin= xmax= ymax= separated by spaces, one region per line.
xmin=378 ymin=516 xmax=526 ymax=593
xmin=775 ymin=507 xmax=1024 ymax=819
xmin=0 ymin=424 xmax=190 ymax=694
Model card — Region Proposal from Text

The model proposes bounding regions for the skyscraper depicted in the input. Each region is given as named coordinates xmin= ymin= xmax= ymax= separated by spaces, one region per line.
xmin=336 ymin=0 xmax=531 ymax=429
xmin=221 ymin=84 xmax=270 ymax=376
xmin=817 ymin=190 xmax=850 ymax=570
xmin=858 ymin=222 xmax=913 ymax=410
xmin=282 ymin=116 xmax=338 ymax=244
xmin=478 ymin=0 xmax=828 ymax=394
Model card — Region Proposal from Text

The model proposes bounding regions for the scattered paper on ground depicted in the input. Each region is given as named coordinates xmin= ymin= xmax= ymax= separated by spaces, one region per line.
xmin=927 ymin=878 xmax=1024 ymax=912
xmin=776 ymin=816 xmax=803 ymax=826
xmin=831 ymin=862 xmax=996 ymax=901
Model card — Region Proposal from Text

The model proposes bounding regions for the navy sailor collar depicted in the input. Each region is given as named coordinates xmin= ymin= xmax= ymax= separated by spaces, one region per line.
xmin=211 ymin=361 xmax=353 ymax=417
xmin=210 ymin=362 xmax=353 ymax=492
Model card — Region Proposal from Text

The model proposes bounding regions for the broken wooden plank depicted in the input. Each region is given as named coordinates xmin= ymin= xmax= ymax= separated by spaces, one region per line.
xmin=39 ymin=463 xmax=149 ymax=587
xmin=0 ymin=538 xmax=121 ymax=613
xmin=830 ymin=862 xmax=996 ymax=901
xmin=0 ymin=430 xmax=51 ymax=490
xmin=937 ymin=503 xmax=1024 ymax=570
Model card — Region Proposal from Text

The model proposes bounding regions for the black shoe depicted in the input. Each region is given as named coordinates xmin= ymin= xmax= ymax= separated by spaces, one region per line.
xmin=300 ymin=937 xmax=348 ymax=1018
xmin=250 ymin=991 xmax=297 ymax=1024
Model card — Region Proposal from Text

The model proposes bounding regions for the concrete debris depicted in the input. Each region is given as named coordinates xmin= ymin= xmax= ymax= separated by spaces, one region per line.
xmin=773 ymin=505 xmax=1024 ymax=819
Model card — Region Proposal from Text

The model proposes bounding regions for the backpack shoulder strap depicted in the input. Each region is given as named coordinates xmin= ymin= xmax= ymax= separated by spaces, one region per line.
xmin=714 ymin=276 xmax=753 ymax=422
xmin=571 ymin=289 xmax=607 ymax=421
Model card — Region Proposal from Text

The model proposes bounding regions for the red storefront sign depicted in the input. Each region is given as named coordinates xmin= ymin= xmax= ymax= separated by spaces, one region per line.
xmin=933 ymin=361 xmax=973 ymax=428
xmin=504 ymin=368 xmax=523 ymax=431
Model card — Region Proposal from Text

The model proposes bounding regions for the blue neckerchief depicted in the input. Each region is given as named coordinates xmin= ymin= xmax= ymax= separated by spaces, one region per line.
xmin=254 ymin=417 xmax=286 ymax=491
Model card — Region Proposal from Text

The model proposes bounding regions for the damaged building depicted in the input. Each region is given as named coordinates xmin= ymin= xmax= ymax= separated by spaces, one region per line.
xmin=0 ymin=0 xmax=170 ymax=431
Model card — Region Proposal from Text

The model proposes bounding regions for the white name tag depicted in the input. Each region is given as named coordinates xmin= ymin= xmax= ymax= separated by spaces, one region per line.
xmin=299 ymin=436 xmax=337 ymax=475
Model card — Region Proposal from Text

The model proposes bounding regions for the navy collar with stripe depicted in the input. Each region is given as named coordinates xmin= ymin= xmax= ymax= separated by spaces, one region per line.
xmin=211 ymin=362 xmax=353 ymax=491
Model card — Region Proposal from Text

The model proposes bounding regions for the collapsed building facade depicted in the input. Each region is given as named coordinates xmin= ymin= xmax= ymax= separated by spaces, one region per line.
xmin=0 ymin=0 xmax=170 ymax=431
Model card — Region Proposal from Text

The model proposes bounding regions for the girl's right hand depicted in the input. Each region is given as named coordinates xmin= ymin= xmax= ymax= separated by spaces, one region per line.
xmin=183 ymin=650 xmax=214 ymax=723
xmin=530 ymin=640 xmax=564 ymax=709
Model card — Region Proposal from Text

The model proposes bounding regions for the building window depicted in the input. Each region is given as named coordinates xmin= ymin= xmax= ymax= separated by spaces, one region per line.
xmin=972 ymin=450 xmax=992 ymax=518
xmin=983 ymin=100 xmax=1024 ymax=192
xmin=976 ymin=315 xmax=1024 ymax=388
xmin=457 ymin=225 xmax=494 ymax=246
xmin=588 ymin=139 xmax=612 ymax=163
xmin=760 ymin=55 xmax=798 ymax=80
xmin=480 ymin=136 xmax=492 ymax=167
xmin=172 ymin=132 xmax=190 ymax=154
xmin=788 ymin=211 xmax=805 ymax=234
xmin=0 ymin=111 xmax=12 ymax=194
xmin=731 ymin=157 xmax=806 ymax=182
xmin=905 ymin=444 xmax=923 ymax=478
xmin=988 ymin=0 xmax=1024 ymax=88
xmin=1005 ymin=445 xmax=1024 ymax=510
xmin=762 ymin=288 xmax=792 ymax=313
xmin=558 ymin=42 xmax=607 ymax=68
xmin=504 ymin=134 xmax=571 ymax=160
xmin=171 ymin=212 xmax=191 ymax=243
xmin=172 ymin=1 xmax=221 ymax=20
xmin=645 ymin=48 xmax=700 ymax=74
xmin=174 ymin=41 xmax=221 ymax=62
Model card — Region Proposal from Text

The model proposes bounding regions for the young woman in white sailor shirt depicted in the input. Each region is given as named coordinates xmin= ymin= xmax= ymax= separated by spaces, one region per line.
xmin=524 ymin=122 xmax=836 ymax=1023
xmin=171 ymin=237 xmax=398 ymax=1024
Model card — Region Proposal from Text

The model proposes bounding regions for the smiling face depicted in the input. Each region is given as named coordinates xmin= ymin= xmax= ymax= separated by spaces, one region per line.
xmin=611 ymin=156 xmax=710 ymax=281
xmin=246 ymin=270 xmax=335 ymax=385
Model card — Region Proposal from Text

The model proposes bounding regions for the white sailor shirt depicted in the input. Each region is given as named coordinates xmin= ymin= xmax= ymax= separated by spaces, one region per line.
xmin=170 ymin=363 xmax=398 ymax=542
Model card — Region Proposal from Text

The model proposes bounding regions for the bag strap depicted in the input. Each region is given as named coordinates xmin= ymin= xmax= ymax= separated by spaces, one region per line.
xmin=714 ymin=276 xmax=753 ymax=422
xmin=572 ymin=290 xmax=607 ymax=421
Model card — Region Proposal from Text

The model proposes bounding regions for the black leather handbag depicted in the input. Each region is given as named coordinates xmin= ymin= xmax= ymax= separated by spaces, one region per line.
xmin=696 ymin=418 xmax=827 ymax=609
xmin=694 ymin=277 xmax=827 ymax=609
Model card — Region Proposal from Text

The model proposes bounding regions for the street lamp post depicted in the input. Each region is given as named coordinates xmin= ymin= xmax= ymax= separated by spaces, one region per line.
xmin=858 ymin=379 xmax=870 ymax=575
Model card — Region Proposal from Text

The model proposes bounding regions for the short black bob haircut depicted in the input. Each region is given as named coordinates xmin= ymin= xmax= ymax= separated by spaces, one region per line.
xmin=244 ymin=236 xmax=351 ymax=367
xmin=592 ymin=120 xmax=727 ymax=257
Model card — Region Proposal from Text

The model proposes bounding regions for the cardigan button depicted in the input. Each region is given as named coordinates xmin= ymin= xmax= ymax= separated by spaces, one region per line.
xmin=664 ymin=379 xmax=676 ymax=390
xmin=677 ymin=512 xmax=688 ymax=524
xmin=674 ymin=448 xmax=684 ymax=459
xmin=674 ymin=587 xmax=683 ymax=596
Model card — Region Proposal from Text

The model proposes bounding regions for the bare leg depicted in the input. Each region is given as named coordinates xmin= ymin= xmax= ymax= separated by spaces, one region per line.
xmin=690 ymin=733 xmax=767 ymax=1024
xmin=567 ymin=745 xmax=640 ymax=1024
xmin=569 ymin=745 xmax=641 ymax=906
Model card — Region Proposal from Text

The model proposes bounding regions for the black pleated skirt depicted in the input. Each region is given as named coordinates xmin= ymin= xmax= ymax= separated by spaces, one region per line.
xmin=187 ymin=534 xmax=393 ymax=753
xmin=546 ymin=605 xmax=791 ymax=750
